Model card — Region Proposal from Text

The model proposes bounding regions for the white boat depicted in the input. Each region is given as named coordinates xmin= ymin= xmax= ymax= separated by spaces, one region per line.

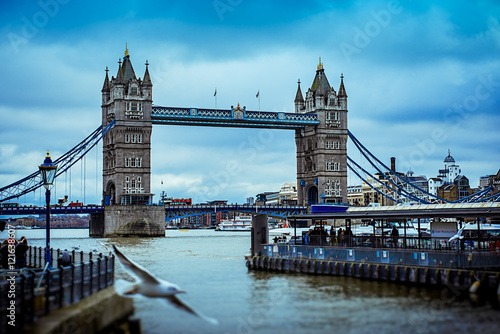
xmin=216 ymin=216 xmax=253 ymax=231
xmin=418 ymin=219 xmax=500 ymax=238
xmin=351 ymin=221 xmax=419 ymax=237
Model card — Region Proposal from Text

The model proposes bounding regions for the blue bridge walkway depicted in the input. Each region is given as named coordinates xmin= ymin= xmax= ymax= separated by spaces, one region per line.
xmin=0 ymin=204 xmax=306 ymax=220
xmin=152 ymin=106 xmax=319 ymax=129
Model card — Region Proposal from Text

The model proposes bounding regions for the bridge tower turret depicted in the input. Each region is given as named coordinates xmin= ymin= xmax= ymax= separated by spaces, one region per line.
xmin=101 ymin=46 xmax=154 ymax=206
xmin=295 ymin=58 xmax=348 ymax=205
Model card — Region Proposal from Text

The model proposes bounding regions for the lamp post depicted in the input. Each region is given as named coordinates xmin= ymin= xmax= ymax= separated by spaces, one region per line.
xmin=39 ymin=150 xmax=58 ymax=268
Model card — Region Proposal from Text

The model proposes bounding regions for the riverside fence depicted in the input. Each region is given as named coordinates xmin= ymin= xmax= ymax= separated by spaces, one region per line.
xmin=0 ymin=246 xmax=115 ymax=332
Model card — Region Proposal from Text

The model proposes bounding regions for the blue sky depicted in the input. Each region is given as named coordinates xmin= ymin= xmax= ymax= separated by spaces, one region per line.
xmin=0 ymin=0 xmax=499 ymax=205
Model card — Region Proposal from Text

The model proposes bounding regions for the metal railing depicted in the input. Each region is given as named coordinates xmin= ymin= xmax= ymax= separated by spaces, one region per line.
xmin=0 ymin=246 xmax=114 ymax=331
xmin=265 ymin=236 xmax=500 ymax=269
xmin=302 ymin=234 xmax=500 ymax=252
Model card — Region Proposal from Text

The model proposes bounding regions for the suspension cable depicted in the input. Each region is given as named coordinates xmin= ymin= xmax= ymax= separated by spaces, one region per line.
xmin=347 ymin=161 xmax=400 ymax=204
xmin=348 ymin=132 xmax=430 ymax=203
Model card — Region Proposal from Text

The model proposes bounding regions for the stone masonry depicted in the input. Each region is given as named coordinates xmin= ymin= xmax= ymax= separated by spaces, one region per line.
xmin=295 ymin=59 xmax=348 ymax=205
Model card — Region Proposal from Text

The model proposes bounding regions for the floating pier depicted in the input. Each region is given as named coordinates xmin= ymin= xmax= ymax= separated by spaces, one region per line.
xmin=247 ymin=203 xmax=500 ymax=295
xmin=246 ymin=250 xmax=500 ymax=295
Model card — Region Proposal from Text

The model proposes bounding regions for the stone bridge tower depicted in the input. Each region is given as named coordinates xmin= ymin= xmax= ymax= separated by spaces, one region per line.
xmin=92 ymin=46 xmax=164 ymax=237
xmin=295 ymin=59 xmax=348 ymax=205
xmin=101 ymin=46 xmax=153 ymax=206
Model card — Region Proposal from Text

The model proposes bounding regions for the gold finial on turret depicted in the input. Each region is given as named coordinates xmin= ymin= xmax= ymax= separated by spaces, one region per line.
xmin=46 ymin=150 xmax=51 ymax=159
xmin=125 ymin=43 xmax=129 ymax=57
xmin=317 ymin=57 xmax=323 ymax=70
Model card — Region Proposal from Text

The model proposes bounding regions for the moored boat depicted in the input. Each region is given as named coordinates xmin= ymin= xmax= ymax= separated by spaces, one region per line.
xmin=216 ymin=216 xmax=253 ymax=231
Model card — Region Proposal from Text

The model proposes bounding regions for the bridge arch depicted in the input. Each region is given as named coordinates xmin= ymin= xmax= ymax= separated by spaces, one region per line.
xmin=307 ymin=185 xmax=318 ymax=205
xmin=104 ymin=181 xmax=116 ymax=205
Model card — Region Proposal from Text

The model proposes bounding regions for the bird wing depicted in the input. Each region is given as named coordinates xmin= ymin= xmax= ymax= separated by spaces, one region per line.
xmin=165 ymin=295 xmax=218 ymax=325
xmin=113 ymin=245 xmax=160 ymax=284
xmin=457 ymin=222 xmax=470 ymax=235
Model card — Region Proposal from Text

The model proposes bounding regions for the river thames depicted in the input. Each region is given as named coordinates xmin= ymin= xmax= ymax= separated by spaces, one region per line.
xmin=2 ymin=228 xmax=499 ymax=334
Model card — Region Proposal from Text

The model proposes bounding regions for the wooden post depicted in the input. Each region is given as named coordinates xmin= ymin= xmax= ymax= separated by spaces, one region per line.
xmin=404 ymin=219 xmax=407 ymax=249
xmin=418 ymin=218 xmax=421 ymax=250
xmin=476 ymin=217 xmax=481 ymax=250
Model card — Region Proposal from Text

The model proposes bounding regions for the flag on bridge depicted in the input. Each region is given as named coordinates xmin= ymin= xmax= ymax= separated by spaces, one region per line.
xmin=256 ymin=90 xmax=259 ymax=98
xmin=214 ymin=88 xmax=217 ymax=96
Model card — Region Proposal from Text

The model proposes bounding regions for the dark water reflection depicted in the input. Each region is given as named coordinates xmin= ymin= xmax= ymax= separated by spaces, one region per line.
xmin=247 ymin=271 xmax=499 ymax=334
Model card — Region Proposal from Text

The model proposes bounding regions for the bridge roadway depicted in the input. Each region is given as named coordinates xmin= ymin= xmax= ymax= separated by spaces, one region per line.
xmin=164 ymin=204 xmax=307 ymax=220
xmin=0 ymin=205 xmax=104 ymax=215
xmin=0 ymin=204 xmax=307 ymax=220
xmin=151 ymin=106 xmax=319 ymax=129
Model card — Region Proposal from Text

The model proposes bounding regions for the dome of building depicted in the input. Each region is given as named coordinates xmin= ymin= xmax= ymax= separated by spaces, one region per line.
xmin=444 ymin=149 xmax=455 ymax=163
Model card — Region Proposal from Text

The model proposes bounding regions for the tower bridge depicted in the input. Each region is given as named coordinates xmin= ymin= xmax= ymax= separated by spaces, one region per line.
xmin=92 ymin=47 xmax=348 ymax=236
xmin=5 ymin=48 xmax=495 ymax=236
xmin=100 ymin=49 xmax=348 ymax=213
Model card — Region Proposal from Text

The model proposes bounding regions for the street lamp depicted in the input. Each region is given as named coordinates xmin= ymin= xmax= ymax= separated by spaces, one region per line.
xmin=39 ymin=150 xmax=58 ymax=267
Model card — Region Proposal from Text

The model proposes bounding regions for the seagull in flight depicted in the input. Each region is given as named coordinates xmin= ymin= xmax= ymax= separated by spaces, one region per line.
xmin=448 ymin=223 xmax=469 ymax=243
xmin=112 ymin=245 xmax=218 ymax=325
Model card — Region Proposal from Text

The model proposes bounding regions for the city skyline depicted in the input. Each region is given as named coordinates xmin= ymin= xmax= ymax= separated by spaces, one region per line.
xmin=1 ymin=0 xmax=499 ymax=205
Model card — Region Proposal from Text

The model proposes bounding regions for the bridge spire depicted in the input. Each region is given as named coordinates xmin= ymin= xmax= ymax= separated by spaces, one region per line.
xmin=101 ymin=66 xmax=110 ymax=92
xmin=338 ymin=73 xmax=347 ymax=97
xmin=116 ymin=58 xmax=124 ymax=82
xmin=317 ymin=57 xmax=323 ymax=71
xmin=143 ymin=60 xmax=152 ymax=86
xmin=294 ymin=79 xmax=305 ymax=113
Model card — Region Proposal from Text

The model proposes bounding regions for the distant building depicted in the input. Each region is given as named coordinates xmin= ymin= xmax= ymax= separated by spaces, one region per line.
xmin=479 ymin=175 xmax=490 ymax=189
xmin=455 ymin=175 xmax=472 ymax=199
xmin=351 ymin=157 xmax=428 ymax=206
xmin=480 ymin=169 xmax=500 ymax=196
xmin=246 ymin=197 xmax=255 ymax=205
xmin=429 ymin=150 xmax=472 ymax=202
xmin=265 ymin=192 xmax=280 ymax=205
xmin=278 ymin=182 xmax=298 ymax=205
xmin=428 ymin=178 xmax=442 ymax=196
xmin=203 ymin=211 xmax=228 ymax=227
xmin=404 ymin=170 xmax=428 ymax=192
xmin=347 ymin=185 xmax=363 ymax=206
xmin=437 ymin=184 xmax=458 ymax=202
xmin=437 ymin=150 xmax=461 ymax=184
xmin=255 ymin=192 xmax=278 ymax=205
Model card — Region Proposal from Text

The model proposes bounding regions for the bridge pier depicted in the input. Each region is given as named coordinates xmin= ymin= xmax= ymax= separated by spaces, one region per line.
xmin=90 ymin=205 xmax=165 ymax=237
xmin=251 ymin=214 xmax=269 ymax=256
xmin=89 ymin=212 xmax=105 ymax=237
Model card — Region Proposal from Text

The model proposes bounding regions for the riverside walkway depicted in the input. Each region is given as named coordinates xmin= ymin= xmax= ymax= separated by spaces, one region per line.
xmin=0 ymin=246 xmax=135 ymax=333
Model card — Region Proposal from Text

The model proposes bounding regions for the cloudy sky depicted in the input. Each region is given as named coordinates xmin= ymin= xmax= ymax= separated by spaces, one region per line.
xmin=0 ymin=0 xmax=499 ymax=205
